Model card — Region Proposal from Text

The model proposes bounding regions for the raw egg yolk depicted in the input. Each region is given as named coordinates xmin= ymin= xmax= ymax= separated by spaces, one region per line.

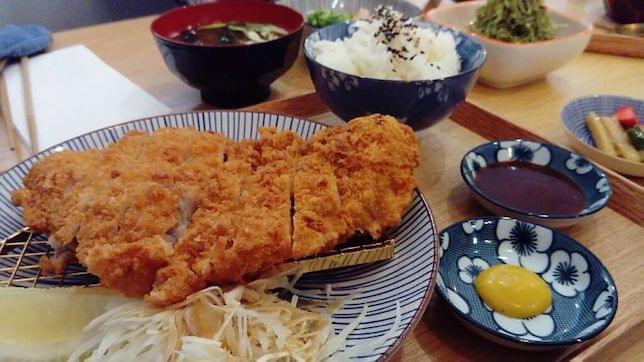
xmin=474 ymin=264 xmax=551 ymax=319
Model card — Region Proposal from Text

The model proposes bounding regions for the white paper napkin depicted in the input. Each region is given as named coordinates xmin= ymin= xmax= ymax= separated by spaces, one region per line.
xmin=4 ymin=45 xmax=171 ymax=152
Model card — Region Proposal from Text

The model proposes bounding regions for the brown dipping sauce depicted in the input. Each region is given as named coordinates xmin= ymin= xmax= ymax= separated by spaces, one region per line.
xmin=474 ymin=162 xmax=587 ymax=216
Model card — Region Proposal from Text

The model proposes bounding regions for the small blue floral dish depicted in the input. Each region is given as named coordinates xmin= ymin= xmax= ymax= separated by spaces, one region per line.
xmin=561 ymin=95 xmax=644 ymax=177
xmin=436 ymin=216 xmax=618 ymax=350
xmin=461 ymin=140 xmax=611 ymax=228
xmin=303 ymin=21 xmax=486 ymax=130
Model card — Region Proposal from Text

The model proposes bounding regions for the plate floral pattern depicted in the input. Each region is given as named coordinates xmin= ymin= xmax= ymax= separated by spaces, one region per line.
xmin=436 ymin=217 xmax=618 ymax=347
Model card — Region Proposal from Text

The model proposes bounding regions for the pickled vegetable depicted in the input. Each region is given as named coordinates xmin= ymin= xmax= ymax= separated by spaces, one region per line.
xmin=601 ymin=116 xmax=640 ymax=162
xmin=627 ymin=126 xmax=644 ymax=150
xmin=586 ymin=112 xmax=618 ymax=156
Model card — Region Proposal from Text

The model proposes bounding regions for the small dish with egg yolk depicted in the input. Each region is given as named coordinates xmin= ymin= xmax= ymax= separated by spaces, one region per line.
xmin=435 ymin=216 xmax=617 ymax=350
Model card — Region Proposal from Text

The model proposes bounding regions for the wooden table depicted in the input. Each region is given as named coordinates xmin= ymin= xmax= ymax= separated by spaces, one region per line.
xmin=1 ymin=13 xmax=642 ymax=362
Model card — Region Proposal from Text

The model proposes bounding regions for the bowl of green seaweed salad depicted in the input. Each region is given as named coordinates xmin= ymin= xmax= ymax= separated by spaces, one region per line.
xmin=428 ymin=0 xmax=593 ymax=88
xmin=470 ymin=0 xmax=556 ymax=43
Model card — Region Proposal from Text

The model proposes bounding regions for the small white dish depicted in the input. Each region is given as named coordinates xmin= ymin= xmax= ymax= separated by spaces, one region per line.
xmin=427 ymin=1 xmax=593 ymax=88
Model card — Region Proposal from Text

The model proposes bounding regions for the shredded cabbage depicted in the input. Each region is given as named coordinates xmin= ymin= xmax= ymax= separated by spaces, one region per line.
xmin=68 ymin=269 xmax=400 ymax=361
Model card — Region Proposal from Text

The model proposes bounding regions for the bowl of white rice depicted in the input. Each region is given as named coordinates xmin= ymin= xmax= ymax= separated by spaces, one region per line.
xmin=304 ymin=7 xmax=486 ymax=129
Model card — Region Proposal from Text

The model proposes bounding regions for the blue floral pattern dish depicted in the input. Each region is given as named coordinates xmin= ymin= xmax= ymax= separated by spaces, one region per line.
xmin=303 ymin=21 xmax=486 ymax=130
xmin=562 ymin=95 xmax=643 ymax=150
xmin=436 ymin=217 xmax=618 ymax=349
xmin=460 ymin=140 xmax=612 ymax=227
xmin=561 ymin=95 xmax=644 ymax=177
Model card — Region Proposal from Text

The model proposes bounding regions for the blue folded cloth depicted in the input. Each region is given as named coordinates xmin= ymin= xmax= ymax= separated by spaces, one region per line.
xmin=0 ymin=24 xmax=52 ymax=59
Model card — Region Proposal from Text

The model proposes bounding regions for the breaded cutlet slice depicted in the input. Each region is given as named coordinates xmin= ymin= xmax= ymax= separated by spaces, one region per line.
xmin=77 ymin=129 xmax=230 ymax=297
xmin=344 ymin=115 xmax=419 ymax=235
xmin=81 ymin=236 xmax=173 ymax=297
xmin=304 ymin=126 xmax=379 ymax=235
xmin=187 ymin=127 xmax=300 ymax=282
xmin=146 ymin=142 xmax=254 ymax=306
xmin=25 ymin=128 xmax=230 ymax=297
xmin=189 ymin=163 xmax=292 ymax=285
xmin=72 ymin=178 xmax=180 ymax=294
xmin=304 ymin=114 xmax=419 ymax=238
xmin=47 ymin=131 xmax=152 ymax=249
xmin=11 ymin=150 xmax=103 ymax=233
xmin=33 ymin=132 xmax=152 ymax=274
xmin=292 ymin=153 xmax=348 ymax=259
xmin=147 ymin=130 xmax=299 ymax=306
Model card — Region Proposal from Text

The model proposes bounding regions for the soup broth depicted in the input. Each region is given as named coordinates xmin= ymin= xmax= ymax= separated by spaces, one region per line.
xmin=173 ymin=21 xmax=289 ymax=46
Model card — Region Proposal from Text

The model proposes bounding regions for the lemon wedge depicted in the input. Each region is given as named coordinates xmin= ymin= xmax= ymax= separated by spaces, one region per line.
xmin=0 ymin=287 xmax=128 ymax=361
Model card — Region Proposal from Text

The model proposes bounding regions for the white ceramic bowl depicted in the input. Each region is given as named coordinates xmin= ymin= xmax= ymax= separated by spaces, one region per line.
xmin=427 ymin=1 xmax=593 ymax=88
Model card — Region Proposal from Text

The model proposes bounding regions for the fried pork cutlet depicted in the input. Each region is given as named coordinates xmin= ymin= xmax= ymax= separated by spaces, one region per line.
xmin=12 ymin=115 xmax=419 ymax=306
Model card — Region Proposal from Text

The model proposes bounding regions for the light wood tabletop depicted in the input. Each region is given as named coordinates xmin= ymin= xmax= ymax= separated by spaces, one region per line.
xmin=0 ymin=9 xmax=642 ymax=362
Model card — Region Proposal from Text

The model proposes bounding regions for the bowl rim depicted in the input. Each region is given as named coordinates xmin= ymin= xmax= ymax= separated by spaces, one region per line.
xmin=150 ymin=0 xmax=305 ymax=49
xmin=436 ymin=215 xmax=619 ymax=348
xmin=303 ymin=20 xmax=487 ymax=84
xmin=459 ymin=139 xmax=612 ymax=220
xmin=560 ymin=95 xmax=644 ymax=170
xmin=426 ymin=0 xmax=594 ymax=48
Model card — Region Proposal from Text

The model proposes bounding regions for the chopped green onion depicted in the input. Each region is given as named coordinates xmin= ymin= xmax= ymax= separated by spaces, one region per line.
xmin=307 ymin=9 xmax=352 ymax=28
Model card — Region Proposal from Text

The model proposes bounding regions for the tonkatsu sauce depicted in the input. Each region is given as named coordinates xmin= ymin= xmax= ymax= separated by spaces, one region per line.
xmin=474 ymin=162 xmax=587 ymax=216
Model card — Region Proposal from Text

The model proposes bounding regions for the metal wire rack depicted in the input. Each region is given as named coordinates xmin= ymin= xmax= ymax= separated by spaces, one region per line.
xmin=0 ymin=228 xmax=98 ymax=288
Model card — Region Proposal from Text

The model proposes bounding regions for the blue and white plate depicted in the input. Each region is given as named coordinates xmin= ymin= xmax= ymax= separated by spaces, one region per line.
xmin=461 ymin=140 xmax=611 ymax=228
xmin=561 ymin=95 xmax=644 ymax=177
xmin=436 ymin=217 xmax=618 ymax=350
xmin=0 ymin=111 xmax=438 ymax=361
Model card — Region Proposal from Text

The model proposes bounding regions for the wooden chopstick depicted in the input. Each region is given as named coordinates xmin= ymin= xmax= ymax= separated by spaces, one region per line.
xmin=19 ymin=57 xmax=38 ymax=154
xmin=0 ymin=59 xmax=24 ymax=160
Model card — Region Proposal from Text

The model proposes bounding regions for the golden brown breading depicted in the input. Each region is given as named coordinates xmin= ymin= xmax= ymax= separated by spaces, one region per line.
xmin=292 ymin=153 xmax=347 ymax=259
xmin=304 ymin=114 xmax=419 ymax=238
xmin=82 ymin=236 xmax=172 ymax=297
xmin=15 ymin=128 xmax=231 ymax=296
xmin=253 ymin=127 xmax=303 ymax=167
xmin=13 ymin=117 xmax=420 ymax=306
xmin=11 ymin=150 xmax=102 ymax=233
xmin=147 ymin=130 xmax=299 ymax=306
xmin=147 ymin=168 xmax=248 ymax=305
